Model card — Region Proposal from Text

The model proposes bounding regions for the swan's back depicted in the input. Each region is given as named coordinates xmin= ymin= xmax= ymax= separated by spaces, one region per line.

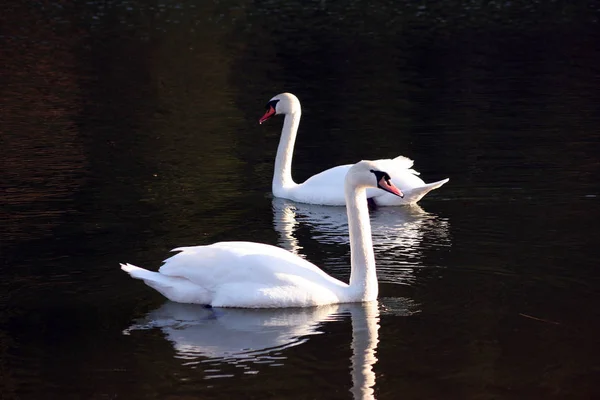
xmin=288 ymin=157 xmax=426 ymax=205
xmin=160 ymin=241 xmax=347 ymax=291
xmin=123 ymin=241 xmax=351 ymax=307
xmin=291 ymin=164 xmax=352 ymax=205
xmin=373 ymin=156 xmax=423 ymax=188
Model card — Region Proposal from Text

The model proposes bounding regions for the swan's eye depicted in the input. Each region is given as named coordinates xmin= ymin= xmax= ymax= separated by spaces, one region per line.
xmin=267 ymin=99 xmax=280 ymax=110
xmin=383 ymin=173 xmax=394 ymax=186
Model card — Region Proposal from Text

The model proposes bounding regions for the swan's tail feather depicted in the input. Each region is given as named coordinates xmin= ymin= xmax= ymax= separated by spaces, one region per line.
xmin=121 ymin=262 xmax=178 ymax=299
xmin=120 ymin=263 xmax=160 ymax=281
xmin=423 ymin=178 xmax=449 ymax=191
xmin=405 ymin=178 xmax=449 ymax=203
xmin=120 ymin=263 xmax=211 ymax=304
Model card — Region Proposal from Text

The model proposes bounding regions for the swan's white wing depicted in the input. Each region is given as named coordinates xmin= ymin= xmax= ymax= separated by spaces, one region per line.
xmin=290 ymin=164 xmax=353 ymax=205
xmin=160 ymin=242 xmax=334 ymax=283
xmin=368 ymin=156 xmax=449 ymax=205
xmin=283 ymin=156 xmax=447 ymax=206
xmin=369 ymin=156 xmax=424 ymax=190
xmin=158 ymin=241 xmax=348 ymax=307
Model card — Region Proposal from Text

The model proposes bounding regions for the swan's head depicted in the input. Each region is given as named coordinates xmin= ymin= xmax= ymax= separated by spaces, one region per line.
xmin=259 ymin=93 xmax=301 ymax=124
xmin=347 ymin=160 xmax=404 ymax=198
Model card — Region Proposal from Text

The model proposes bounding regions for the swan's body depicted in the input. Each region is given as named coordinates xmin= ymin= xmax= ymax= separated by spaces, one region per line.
xmin=122 ymin=241 xmax=353 ymax=307
xmin=259 ymin=92 xmax=449 ymax=206
xmin=121 ymin=160 xmax=403 ymax=308
xmin=272 ymin=157 xmax=446 ymax=206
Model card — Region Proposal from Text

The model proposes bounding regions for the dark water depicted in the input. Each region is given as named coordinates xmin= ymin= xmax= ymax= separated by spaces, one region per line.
xmin=2 ymin=1 xmax=600 ymax=398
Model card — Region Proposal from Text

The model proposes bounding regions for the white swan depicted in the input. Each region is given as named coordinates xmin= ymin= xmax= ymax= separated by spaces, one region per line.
xmin=120 ymin=160 xmax=403 ymax=308
xmin=259 ymin=92 xmax=449 ymax=206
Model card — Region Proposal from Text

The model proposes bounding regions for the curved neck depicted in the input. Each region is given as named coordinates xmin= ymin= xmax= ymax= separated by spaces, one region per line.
xmin=345 ymin=183 xmax=378 ymax=301
xmin=272 ymin=111 xmax=301 ymax=195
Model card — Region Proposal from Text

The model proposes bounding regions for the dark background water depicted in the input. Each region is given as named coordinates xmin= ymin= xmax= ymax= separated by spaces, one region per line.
xmin=2 ymin=1 xmax=599 ymax=399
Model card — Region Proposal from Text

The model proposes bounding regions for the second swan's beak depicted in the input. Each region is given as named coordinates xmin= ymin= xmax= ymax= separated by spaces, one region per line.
xmin=259 ymin=106 xmax=276 ymax=124
xmin=377 ymin=177 xmax=404 ymax=198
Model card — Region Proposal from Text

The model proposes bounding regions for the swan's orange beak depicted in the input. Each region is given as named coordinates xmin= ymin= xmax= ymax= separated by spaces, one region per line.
xmin=378 ymin=177 xmax=404 ymax=198
xmin=259 ymin=106 xmax=276 ymax=124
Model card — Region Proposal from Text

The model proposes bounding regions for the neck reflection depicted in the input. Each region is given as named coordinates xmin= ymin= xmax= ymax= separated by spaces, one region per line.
xmin=271 ymin=197 xmax=451 ymax=285
xmin=124 ymin=301 xmax=382 ymax=398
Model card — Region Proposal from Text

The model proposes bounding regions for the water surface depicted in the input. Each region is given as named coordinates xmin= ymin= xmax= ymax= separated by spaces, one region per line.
xmin=2 ymin=1 xmax=599 ymax=399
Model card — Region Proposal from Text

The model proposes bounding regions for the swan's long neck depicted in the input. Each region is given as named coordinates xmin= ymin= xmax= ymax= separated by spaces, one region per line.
xmin=345 ymin=183 xmax=378 ymax=301
xmin=272 ymin=111 xmax=301 ymax=196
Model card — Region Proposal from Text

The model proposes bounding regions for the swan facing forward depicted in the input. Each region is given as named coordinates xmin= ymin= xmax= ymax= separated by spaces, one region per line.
xmin=259 ymin=92 xmax=449 ymax=206
xmin=121 ymin=160 xmax=402 ymax=308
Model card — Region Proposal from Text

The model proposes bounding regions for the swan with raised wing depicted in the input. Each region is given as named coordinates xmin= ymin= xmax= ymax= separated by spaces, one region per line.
xmin=121 ymin=160 xmax=403 ymax=308
xmin=259 ymin=92 xmax=449 ymax=206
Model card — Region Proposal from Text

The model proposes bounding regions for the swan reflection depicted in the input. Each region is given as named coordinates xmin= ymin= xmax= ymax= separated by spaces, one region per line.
xmin=272 ymin=198 xmax=450 ymax=284
xmin=124 ymin=302 xmax=339 ymax=371
xmin=124 ymin=300 xmax=412 ymax=398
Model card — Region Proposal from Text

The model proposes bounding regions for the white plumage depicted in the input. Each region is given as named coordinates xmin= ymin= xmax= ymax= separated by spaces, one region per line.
xmin=259 ymin=92 xmax=449 ymax=206
xmin=121 ymin=160 xmax=403 ymax=308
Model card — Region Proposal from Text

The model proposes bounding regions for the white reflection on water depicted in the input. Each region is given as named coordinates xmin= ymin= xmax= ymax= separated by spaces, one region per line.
xmin=272 ymin=198 xmax=451 ymax=285
xmin=124 ymin=302 xmax=339 ymax=375
xmin=124 ymin=300 xmax=414 ymax=398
